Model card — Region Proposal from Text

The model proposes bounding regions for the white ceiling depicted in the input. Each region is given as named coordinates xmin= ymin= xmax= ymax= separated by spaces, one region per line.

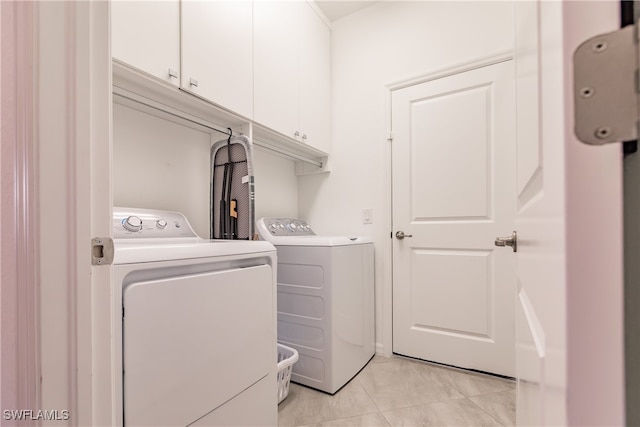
xmin=315 ymin=1 xmax=377 ymax=22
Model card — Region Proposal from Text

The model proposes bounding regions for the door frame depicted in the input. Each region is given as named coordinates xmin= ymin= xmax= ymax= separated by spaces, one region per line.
xmin=10 ymin=1 xmax=113 ymax=424
xmin=382 ymin=51 xmax=514 ymax=357
xmin=561 ymin=1 xmax=625 ymax=423
xmin=1 ymin=0 xmax=40 ymax=414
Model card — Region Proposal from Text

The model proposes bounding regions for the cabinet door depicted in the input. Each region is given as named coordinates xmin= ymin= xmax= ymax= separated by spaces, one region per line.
xmin=254 ymin=1 xmax=300 ymax=139
xmin=299 ymin=3 xmax=331 ymax=152
xmin=181 ymin=1 xmax=253 ymax=119
xmin=112 ymin=1 xmax=180 ymax=85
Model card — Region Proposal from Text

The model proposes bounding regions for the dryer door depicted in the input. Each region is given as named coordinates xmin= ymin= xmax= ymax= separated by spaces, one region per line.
xmin=122 ymin=264 xmax=274 ymax=426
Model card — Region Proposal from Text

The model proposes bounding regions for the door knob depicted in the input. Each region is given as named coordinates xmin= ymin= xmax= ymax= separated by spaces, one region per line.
xmin=396 ymin=231 xmax=413 ymax=240
xmin=495 ymin=231 xmax=517 ymax=252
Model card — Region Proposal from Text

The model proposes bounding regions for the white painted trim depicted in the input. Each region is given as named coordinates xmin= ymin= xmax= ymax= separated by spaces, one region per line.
xmin=0 ymin=0 xmax=40 ymax=415
xmin=380 ymin=84 xmax=393 ymax=358
xmin=85 ymin=1 xmax=113 ymax=425
xmin=37 ymin=2 xmax=112 ymax=424
xmin=383 ymin=51 xmax=514 ymax=358
xmin=386 ymin=50 xmax=514 ymax=91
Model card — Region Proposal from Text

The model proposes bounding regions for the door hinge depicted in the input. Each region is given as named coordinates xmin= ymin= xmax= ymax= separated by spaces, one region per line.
xmin=92 ymin=237 xmax=114 ymax=266
xmin=574 ymin=22 xmax=639 ymax=145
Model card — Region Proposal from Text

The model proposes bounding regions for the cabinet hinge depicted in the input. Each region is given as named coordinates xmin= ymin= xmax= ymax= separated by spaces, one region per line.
xmin=92 ymin=237 xmax=114 ymax=266
xmin=574 ymin=22 xmax=639 ymax=145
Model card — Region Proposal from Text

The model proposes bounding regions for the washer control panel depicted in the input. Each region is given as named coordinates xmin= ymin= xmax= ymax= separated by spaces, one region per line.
xmin=113 ymin=207 xmax=198 ymax=239
xmin=256 ymin=218 xmax=316 ymax=237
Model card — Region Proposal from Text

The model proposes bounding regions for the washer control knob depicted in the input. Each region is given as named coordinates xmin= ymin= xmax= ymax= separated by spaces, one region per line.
xmin=122 ymin=216 xmax=143 ymax=232
xmin=156 ymin=219 xmax=168 ymax=230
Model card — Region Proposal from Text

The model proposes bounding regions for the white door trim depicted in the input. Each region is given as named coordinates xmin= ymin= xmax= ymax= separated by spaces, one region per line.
xmin=562 ymin=2 xmax=624 ymax=423
xmin=36 ymin=1 xmax=112 ymax=424
xmin=387 ymin=50 xmax=514 ymax=92
xmin=380 ymin=51 xmax=514 ymax=357
xmin=0 ymin=0 xmax=40 ymax=415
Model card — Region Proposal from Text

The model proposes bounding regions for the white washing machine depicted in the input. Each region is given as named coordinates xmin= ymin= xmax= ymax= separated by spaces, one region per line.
xmin=113 ymin=208 xmax=278 ymax=427
xmin=256 ymin=218 xmax=375 ymax=394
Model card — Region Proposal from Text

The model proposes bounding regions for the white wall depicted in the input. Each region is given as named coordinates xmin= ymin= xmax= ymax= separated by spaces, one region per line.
xmin=113 ymin=103 xmax=212 ymax=237
xmin=253 ymin=146 xmax=298 ymax=220
xmin=298 ymin=1 xmax=515 ymax=351
xmin=113 ymin=103 xmax=298 ymax=237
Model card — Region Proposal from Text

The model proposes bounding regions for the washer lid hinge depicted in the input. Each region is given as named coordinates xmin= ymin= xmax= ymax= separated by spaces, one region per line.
xmin=574 ymin=21 xmax=640 ymax=145
xmin=92 ymin=237 xmax=114 ymax=266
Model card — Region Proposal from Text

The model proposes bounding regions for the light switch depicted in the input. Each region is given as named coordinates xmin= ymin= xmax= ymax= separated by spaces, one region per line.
xmin=362 ymin=208 xmax=373 ymax=224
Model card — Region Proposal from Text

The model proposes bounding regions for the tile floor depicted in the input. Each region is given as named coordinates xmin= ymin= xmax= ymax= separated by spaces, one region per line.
xmin=278 ymin=355 xmax=516 ymax=427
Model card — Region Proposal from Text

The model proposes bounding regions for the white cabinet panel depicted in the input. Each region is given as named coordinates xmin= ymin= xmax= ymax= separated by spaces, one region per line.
xmin=254 ymin=1 xmax=300 ymax=138
xmin=181 ymin=1 xmax=253 ymax=119
xmin=254 ymin=1 xmax=330 ymax=150
xmin=112 ymin=0 xmax=180 ymax=85
xmin=123 ymin=265 xmax=274 ymax=426
xmin=299 ymin=2 xmax=331 ymax=152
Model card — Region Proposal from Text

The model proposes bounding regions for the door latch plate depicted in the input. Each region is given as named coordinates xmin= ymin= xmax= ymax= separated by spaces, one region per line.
xmin=92 ymin=237 xmax=114 ymax=266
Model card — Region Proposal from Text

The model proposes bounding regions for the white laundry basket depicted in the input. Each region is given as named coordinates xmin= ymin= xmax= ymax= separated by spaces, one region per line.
xmin=276 ymin=343 xmax=299 ymax=404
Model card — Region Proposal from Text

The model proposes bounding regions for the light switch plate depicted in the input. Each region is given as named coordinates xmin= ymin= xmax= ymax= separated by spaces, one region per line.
xmin=362 ymin=208 xmax=373 ymax=224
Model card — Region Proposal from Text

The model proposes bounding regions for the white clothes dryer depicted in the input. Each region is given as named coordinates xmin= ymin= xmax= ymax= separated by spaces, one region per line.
xmin=113 ymin=208 xmax=277 ymax=427
xmin=256 ymin=218 xmax=375 ymax=394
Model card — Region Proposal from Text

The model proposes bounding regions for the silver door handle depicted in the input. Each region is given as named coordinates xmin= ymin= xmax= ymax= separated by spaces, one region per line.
xmin=396 ymin=231 xmax=413 ymax=239
xmin=495 ymin=231 xmax=517 ymax=252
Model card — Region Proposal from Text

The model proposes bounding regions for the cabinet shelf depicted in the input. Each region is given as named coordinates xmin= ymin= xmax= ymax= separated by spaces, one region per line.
xmin=112 ymin=60 xmax=329 ymax=172
xmin=252 ymin=123 xmax=329 ymax=174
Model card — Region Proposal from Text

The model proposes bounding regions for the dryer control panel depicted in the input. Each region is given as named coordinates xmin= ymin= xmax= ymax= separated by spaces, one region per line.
xmin=256 ymin=218 xmax=316 ymax=237
xmin=113 ymin=207 xmax=198 ymax=239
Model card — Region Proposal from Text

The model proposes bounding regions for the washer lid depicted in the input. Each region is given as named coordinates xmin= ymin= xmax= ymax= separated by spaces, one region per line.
xmin=113 ymin=238 xmax=275 ymax=264
xmin=265 ymin=235 xmax=373 ymax=247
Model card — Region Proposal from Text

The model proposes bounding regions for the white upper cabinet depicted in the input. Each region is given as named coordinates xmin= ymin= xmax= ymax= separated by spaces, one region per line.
xmin=181 ymin=1 xmax=254 ymax=119
xmin=253 ymin=1 xmax=300 ymax=138
xmin=112 ymin=1 xmax=330 ymax=158
xmin=112 ymin=1 xmax=181 ymax=86
xmin=254 ymin=1 xmax=331 ymax=152
xmin=298 ymin=3 xmax=331 ymax=153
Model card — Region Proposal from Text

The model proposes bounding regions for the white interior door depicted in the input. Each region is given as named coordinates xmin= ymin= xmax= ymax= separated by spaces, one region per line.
xmin=513 ymin=3 xmax=564 ymax=423
xmin=392 ymin=60 xmax=516 ymax=377
xmin=514 ymin=1 xmax=624 ymax=425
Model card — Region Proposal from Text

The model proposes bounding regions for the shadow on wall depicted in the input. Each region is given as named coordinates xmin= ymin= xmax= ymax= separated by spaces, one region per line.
xmin=297 ymin=173 xmax=329 ymax=226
